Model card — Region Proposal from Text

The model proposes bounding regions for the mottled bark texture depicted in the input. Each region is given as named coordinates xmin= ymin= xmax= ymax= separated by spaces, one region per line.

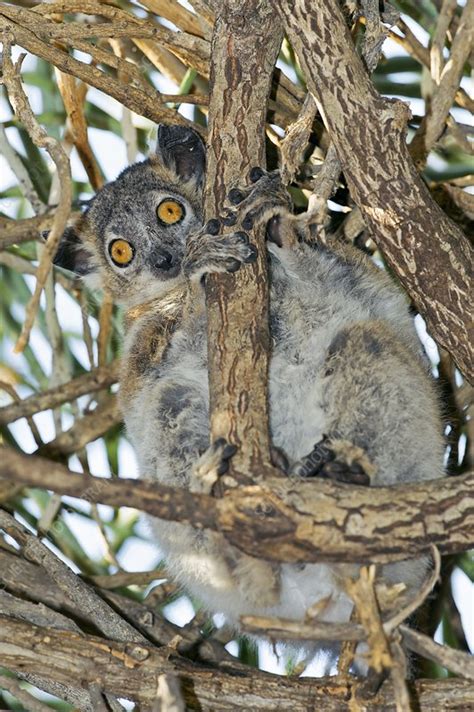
xmin=2 ymin=615 xmax=473 ymax=711
xmin=271 ymin=0 xmax=473 ymax=382
xmin=204 ymin=1 xmax=283 ymax=477
xmin=2 ymin=449 xmax=473 ymax=564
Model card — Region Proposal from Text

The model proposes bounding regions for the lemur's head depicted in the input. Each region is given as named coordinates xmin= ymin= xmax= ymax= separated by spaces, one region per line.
xmin=54 ymin=125 xmax=205 ymax=306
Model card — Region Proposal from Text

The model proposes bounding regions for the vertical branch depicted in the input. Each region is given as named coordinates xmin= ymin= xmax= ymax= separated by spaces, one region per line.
xmin=204 ymin=1 xmax=283 ymax=477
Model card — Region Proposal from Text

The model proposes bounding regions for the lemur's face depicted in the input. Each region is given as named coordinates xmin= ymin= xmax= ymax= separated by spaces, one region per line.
xmin=54 ymin=125 xmax=205 ymax=306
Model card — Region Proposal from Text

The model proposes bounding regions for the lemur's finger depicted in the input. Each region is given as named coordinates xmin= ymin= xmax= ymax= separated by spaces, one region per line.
xmin=249 ymin=166 xmax=265 ymax=183
xmin=228 ymin=188 xmax=246 ymax=205
xmin=205 ymin=218 xmax=221 ymax=235
xmin=220 ymin=209 xmax=237 ymax=227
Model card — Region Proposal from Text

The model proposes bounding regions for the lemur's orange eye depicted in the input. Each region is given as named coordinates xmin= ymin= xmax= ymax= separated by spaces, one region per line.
xmin=157 ymin=199 xmax=184 ymax=225
xmin=109 ymin=239 xmax=134 ymax=267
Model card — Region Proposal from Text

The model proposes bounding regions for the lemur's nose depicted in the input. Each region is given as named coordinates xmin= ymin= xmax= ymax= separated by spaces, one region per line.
xmin=154 ymin=248 xmax=173 ymax=270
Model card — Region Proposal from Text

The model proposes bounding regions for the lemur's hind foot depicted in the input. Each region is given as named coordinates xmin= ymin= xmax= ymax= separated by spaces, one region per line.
xmin=191 ymin=438 xmax=237 ymax=494
xmin=290 ymin=436 xmax=375 ymax=486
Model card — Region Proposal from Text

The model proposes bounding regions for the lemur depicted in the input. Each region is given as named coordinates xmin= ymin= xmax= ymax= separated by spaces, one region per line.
xmin=55 ymin=124 xmax=444 ymax=655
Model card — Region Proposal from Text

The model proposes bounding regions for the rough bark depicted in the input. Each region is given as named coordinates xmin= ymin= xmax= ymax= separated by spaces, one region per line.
xmin=204 ymin=1 xmax=283 ymax=477
xmin=2 ymin=448 xmax=473 ymax=564
xmin=271 ymin=0 xmax=473 ymax=382
xmin=2 ymin=615 xmax=473 ymax=711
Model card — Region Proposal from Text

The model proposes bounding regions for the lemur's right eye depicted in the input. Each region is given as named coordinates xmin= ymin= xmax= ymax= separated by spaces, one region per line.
xmin=109 ymin=239 xmax=135 ymax=267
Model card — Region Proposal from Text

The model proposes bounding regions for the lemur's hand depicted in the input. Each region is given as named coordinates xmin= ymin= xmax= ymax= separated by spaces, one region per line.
xmin=183 ymin=218 xmax=257 ymax=282
xmin=222 ymin=168 xmax=294 ymax=248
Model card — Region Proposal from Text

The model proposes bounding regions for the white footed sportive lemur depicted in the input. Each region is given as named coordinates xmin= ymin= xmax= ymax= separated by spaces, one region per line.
xmin=55 ymin=124 xmax=444 ymax=653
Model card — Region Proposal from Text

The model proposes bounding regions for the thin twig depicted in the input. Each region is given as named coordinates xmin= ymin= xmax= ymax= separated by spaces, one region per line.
xmin=0 ymin=360 xmax=120 ymax=425
xmin=411 ymin=0 xmax=474 ymax=164
xmin=153 ymin=674 xmax=186 ymax=712
xmin=384 ymin=546 xmax=441 ymax=633
xmin=37 ymin=395 xmax=122 ymax=458
xmin=0 ymin=122 xmax=44 ymax=214
xmin=1 ymin=39 xmax=72 ymax=355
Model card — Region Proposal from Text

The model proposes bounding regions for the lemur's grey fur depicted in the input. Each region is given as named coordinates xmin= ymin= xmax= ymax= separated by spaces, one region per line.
xmin=56 ymin=125 xmax=444 ymax=655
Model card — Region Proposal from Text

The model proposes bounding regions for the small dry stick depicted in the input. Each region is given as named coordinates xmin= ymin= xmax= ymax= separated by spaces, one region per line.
xmin=1 ymin=39 xmax=72 ymax=355
xmin=346 ymin=566 xmax=392 ymax=674
xmin=56 ymin=70 xmax=103 ymax=191
xmin=389 ymin=631 xmax=413 ymax=712
xmin=0 ymin=122 xmax=44 ymax=214
xmin=280 ymin=93 xmax=317 ymax=183
xmin=337 ymin=606 xmax=359 ymax=677
xmin=346 ymin=566 xmax=412 ymax=711
xmin=37 ymin=396 xmax=122 ymax=458
xmin=384 ymin=546 xmax=441 ymax=633
xmin=0 ymin=510 xmax=146 ymax=644
xmin=431 ymin=0 xmax=458 ymax=85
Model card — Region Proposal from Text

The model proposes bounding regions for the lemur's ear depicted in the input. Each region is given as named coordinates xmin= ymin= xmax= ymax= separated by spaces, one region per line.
xmin=156 ymin=124 xmax=205 ymax=184
xmin=44 ymin=226 xmax=94 ymax=276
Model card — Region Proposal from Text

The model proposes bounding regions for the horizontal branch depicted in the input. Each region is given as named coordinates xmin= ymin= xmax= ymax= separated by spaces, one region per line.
xmin=1 ymin=448 xmax=473 ymax=563
xmin=0 ymin=361 xmax=120 ymax=425
xmin=0 ymin=212 xmax=80 ymax=250
xmin=1 ymin=615 xmax=473 ymax=710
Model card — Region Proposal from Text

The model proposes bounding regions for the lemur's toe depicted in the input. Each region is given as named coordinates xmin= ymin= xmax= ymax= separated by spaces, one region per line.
xmin=221 ymin=209 xmax=237 ymax=227
xmin=266 ymin=215 xmax=282 ymax=246
xmin=244 ymin=244 xmax=258 ymax=263
xmin=242 ymin=212 xmax=255 ymax=230
xmin=191 ymin=439 xmax=237 ymax=493
xmin=213 ymin=438 xmax=238 ymax=475
xmin=205 ymin=218 xmax=221 ymax=235
xmin=289 ymin=435 xmax=335 ymax=478
xmin=320 ymin=460 xmax=371 ymax=486
xmin=249 ymin=166 xmax=265 ymax=183
xmin=228 ymin=188 xmax=246 ymax=205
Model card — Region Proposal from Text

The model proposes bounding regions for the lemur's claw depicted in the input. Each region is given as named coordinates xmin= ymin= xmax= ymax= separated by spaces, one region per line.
xmin=242 ymin=213 xmax=255 ymax=230
xmin=270 ymin=445 xmax=290 ymax=474
xmin=266 ymin=215 xmax=282 ymax=246
xmin=320 ymin=460 xmax=371 ymax=486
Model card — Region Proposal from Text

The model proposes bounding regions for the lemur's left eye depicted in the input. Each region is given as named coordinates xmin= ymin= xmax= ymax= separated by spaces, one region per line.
xmin=109 ymin=239 xmax=135 ymax=267
xmin=157 ymin=199 xmax=184 ymax=225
